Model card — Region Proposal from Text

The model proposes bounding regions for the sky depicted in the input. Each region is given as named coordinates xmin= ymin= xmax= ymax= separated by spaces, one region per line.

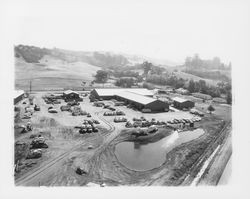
xmin=3 ymin=0 xmax=250 ymax=64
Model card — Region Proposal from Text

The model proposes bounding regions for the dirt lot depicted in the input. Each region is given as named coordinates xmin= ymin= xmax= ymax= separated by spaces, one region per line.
xmin=14 ymin=91 xmax=231 ymax=186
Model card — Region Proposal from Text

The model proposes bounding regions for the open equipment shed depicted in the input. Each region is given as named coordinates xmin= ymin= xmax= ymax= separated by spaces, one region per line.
xmin=63 ymin=90 xmax=80 ymax=101
xmin=115 ymin=91 xmax=169 ymax=112
xmin=173 ymin=97 xmax=195 ymax=110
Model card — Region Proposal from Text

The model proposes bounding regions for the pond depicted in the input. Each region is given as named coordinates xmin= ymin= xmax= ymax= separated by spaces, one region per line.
xmin=115 ymin=128 xmax=205 ymax=171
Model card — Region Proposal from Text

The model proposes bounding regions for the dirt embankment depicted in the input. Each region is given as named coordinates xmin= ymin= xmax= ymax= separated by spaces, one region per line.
xmin=71 ymin=116 xmax=225 ymax=186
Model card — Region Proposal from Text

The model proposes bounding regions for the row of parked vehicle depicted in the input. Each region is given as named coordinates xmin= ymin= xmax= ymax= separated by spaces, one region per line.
xmin=125 ymin=116 xmax=201 ymax=128
xmin=114 ymin=117 xmax=127 ymax=123
xmin=75 ymin=119 xmax=100 ymax=134
xmin=130 ymin=126 xmax=158 ymax=138
xmin=189 ymin=108 xmax=205 ymax=117
xmin=43 ymin=95 xmax=61 ymax=105
xmin=103 ymin=110 xmax=125 ymax=116
xmin=76 ymin=120 xmax=99 ymax=134
xmin=22 ymin=104 xmax=40 ymax=119
xmin=168 ymin=117 xmax=201 ymax=124
xmin=93 ymin=101 xmax=117 ymax=111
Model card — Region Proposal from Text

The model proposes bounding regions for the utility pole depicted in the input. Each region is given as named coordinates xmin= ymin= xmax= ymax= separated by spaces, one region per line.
xmin=29 ymin=80 xmax=32 ymax=94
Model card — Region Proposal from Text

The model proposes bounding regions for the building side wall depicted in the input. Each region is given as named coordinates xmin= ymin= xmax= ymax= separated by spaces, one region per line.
xmin=145 ymin=101 xmax=169 ymax=112
xmin=90 ymin=90 xmax=100 ymax=99
xmin=173 ymin=100 xmax=194 ymax=109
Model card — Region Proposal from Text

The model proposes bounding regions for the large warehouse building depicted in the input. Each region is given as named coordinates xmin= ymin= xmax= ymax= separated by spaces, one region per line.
xmin=115 ymin=91 xmax=169 ymax=112
xmin=172 ymin=97 xmax=195 ymax=110
xmin=90 ymin=88 xmax=153 ymax=100
xmin=90 ymin=88 xmax=168 ymax=112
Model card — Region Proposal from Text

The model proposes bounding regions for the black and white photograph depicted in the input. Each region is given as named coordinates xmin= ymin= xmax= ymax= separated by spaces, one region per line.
xmin=0 ymin=0 xmax=250 ymax=198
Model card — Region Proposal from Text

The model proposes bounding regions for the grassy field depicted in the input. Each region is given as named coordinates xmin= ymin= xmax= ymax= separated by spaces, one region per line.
xmin=15 ymin=56 xmax=101 ymax=90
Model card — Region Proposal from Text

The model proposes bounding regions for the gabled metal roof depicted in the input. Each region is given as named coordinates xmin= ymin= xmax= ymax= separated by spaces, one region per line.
xmin=172 ymin=97 xmax=189 ymax=103
xmin=63 ymin=90 xmax=79 ymax=95
xmin=94 ymin=88 xmax=153 ymax=96
xmin=14 ymin=90 xmax=24 ymax=99
xmin=115 ymin=91 xmax=156 ymax=105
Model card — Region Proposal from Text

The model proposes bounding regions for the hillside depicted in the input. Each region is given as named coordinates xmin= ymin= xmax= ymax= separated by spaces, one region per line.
xmin=14 ymin=45 xmax=133 ymax=90
xmin=15 ymin=55 xmax=101 ymax=90
xmin=14 ymin=44 xmax=178 ymax=90
xmin=14 ymin=44 xmax=231 ymax=91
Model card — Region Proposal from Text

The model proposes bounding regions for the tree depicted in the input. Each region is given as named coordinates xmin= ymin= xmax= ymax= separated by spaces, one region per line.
xmin=226 ymin=92 xmax=232 ymax=104
xmin=207 ymin=105 xmax=215 ymax=114
xmin=142 ymin=61 xmax=153 ymax=75
xmin=115 ymin=78 xmax=135 ymax=88
xmin=150 ymin=66 xmax=165 ymax=75
xmin=198 ymin=80 xmax=207 ymax=93
xmin=95 ymin=70 xmax=108 ymax=84
xmin=81 ymin=81 xmax=86 ymax=90
xmin=188 ymin=79 xmax=195 ymax=93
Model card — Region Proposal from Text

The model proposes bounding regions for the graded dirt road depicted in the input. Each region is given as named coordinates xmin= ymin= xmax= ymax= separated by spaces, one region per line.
xmin=15 ymin=108 xmax=117 ymax=186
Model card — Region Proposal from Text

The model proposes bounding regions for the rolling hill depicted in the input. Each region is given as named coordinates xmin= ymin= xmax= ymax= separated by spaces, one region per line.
xmin=14 ymin=44 xmax=178 ymax=90
xmin=14 ymin=44 xmax=230 ymax=91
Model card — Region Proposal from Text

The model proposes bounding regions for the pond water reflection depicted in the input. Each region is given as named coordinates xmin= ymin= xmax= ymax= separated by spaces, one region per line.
xmin=115 ymin=128 xmax=205 ymax=171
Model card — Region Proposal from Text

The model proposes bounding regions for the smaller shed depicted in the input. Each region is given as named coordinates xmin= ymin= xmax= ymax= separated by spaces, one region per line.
xmin=173 ymin=97 xmax=195 ymax=110
xmin=175 ymin=88 xmax=189 ymax=95
xmin=63 ymin=90 xmax=80 ymax=101
xmin=192 ymin=93 xmax=212 ymax=100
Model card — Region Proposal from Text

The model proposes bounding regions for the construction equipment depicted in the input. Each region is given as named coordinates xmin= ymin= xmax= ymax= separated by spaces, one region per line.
xmin=18 ymin=122 xmax=33 ymax=133
xmin=67 ymin=100 xmax=80 ymax=106
xmin=76 ymin=167 xmax=87 ymax=175
xmin=34 ymin=104 xmax=40 ymax=111
xmin=87 ymin=113 xmax=92 ymax=117
xmin=30 ymin=135 xmax=48 ymax=149
xmin=26 ymin=149 xmax=42 ymax=159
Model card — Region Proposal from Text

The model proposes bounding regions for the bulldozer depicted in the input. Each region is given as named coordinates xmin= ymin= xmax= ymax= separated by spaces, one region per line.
xmin=34 ymin=104 xmax=40 ymax=111
xmin=26 ymin=149 xmax=42 ymax=159
xmin=18 ymin=122 xmax=33 ymax=133
xmin=30 ymin=135 xmax=48 ymax=149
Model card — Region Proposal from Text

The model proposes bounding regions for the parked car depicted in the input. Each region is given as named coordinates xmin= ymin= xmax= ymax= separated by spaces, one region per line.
xmin=48 ymin=106 xmax=53 ymax=110
xmin=108 ymin=107 xmax=116 ymax=111
xmin=116 ymin=110 xmax=125 ymax=115
xmin=87 ymin=113 xmax=91 ymax=117
xmin=60 ymin=105 xmax=71 ymax=111
xmin=48 ymin=108 xmax=58 ymax=113
xmin=92 ymin=119 xmax=100 ymax=124
xmin=26 ymin=149 xmax=42 ymax=159
xmin=103 ymin=104 xmax=110 ymax=108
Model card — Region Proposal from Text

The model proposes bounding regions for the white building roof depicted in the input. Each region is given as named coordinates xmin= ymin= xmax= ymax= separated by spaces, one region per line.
xmin=116 ymin=91 xmax=156 ymax=105
xmin=94 ymin=88 xmax=153 ymax=97
xmin=63 ymin=90 xmax=79 ymax=95
xmin=14 ymin=90 xmax=24 ymax=99
xmin=172 ymin=97 xmax=189 ymax=103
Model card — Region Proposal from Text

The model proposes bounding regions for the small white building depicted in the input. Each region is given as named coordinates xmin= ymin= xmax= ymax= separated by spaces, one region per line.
xmin=14 ymin=90 xmax=25 ymax=104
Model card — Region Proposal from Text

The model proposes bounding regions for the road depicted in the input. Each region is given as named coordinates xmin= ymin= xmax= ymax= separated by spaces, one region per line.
xmin=218 ymin=155 xmax=232 ymax=185
xmin=181 ymin=121 xmax=231 ymax=185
